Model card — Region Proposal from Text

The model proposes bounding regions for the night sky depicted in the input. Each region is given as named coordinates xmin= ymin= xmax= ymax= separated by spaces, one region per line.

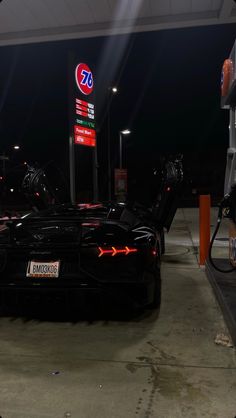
xmin=0 ymin=23 xmax=236 ymax=203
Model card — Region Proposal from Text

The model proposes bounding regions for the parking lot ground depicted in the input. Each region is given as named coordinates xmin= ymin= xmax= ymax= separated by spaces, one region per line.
xmin=0 ymin=208 xmax=236 ymax=418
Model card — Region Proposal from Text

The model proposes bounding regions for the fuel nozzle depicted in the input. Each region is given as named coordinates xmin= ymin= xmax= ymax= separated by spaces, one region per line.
xmin=218 ymin=194 xmax=232 ymax=219
xmin=218 ymin=186 xmax=236 ymax=221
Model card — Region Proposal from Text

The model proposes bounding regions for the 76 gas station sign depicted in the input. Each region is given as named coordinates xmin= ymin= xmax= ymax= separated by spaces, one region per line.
xmin=68 ymin=56 xmax=98 ymax=204
xmin=73 ymin=63 xmax=96 ymax=147
xmin=75 ymin=63 xmax=94 ymax=96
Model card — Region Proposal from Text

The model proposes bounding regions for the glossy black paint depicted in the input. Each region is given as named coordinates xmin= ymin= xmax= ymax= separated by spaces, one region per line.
xmin=0 ymin=156 xmax=183 ymax=308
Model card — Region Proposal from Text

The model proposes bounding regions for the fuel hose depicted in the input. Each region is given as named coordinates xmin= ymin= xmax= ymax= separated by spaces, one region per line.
xmin=208 ymin=202 xmax=235 ymax=273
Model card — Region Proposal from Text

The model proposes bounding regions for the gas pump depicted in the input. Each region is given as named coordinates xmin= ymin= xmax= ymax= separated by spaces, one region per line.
xmin=209 ymin=40 xmax=236 ymax=272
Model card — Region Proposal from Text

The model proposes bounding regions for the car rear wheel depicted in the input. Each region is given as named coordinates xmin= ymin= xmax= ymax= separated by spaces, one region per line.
xmin=148 ymin=268 xmax=161 ymax=309
xmin=160 ymin=228 xmax=165 ymax=255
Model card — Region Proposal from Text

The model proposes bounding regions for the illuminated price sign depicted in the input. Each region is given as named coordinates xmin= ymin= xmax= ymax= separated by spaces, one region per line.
xmin=68 ymin=57 xmax=96 ymax=148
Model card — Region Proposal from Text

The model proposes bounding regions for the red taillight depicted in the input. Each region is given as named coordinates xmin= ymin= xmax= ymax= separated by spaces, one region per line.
xmin=98 ymin=246 xmax=138 ymax=257
xmin=78 ymin=203 xmax=103 ymax=209
xmin=82 ymin=222 xmax=100 ymax=228
xmin=98 ymin=247 xmax=113 ymax=257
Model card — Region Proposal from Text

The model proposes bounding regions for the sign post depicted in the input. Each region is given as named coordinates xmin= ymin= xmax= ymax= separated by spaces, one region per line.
xmin=68 ymin=56 xmax=97 ymax=204
xmin=69 ymin=136 xmax=76 ymax=204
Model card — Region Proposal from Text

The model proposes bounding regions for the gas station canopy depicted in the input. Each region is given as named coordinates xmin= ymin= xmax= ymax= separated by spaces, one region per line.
xmin=0 ymin=0 xmax=235 ymax=46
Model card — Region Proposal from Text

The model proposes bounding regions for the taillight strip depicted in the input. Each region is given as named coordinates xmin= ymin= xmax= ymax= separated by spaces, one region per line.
xmin=98 ymin=246 xmax=138 ymax=257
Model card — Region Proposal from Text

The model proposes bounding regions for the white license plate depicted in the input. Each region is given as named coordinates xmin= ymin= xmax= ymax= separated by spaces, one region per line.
xmin=26 ymin=261 xmax=60 ymax=278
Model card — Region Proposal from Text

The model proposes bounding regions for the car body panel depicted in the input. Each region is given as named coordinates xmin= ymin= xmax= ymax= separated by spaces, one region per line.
xmin=0 ymin=156 xmax=183 ymax=308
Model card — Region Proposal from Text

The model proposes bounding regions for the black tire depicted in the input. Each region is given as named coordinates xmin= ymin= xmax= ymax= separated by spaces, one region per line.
xmin=148 ymin=266 xmax=161 ymax=310
xmin=160 ymin=228 xmax=165 ymax=255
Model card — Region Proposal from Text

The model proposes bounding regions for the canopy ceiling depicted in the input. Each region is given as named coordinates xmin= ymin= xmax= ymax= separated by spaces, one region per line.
xmin=0 ymin=0 xmax=235 ymax=46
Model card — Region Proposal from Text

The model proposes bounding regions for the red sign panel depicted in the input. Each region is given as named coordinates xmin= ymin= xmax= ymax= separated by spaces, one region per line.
xmin=76 ymin=104 xmax=87 ymax=112
xmin=75 ymin=63 xmax=94 ymax=96
xmin=76 ymin=103 xmax=94 ymax=114
xmin=76 ymin=98 xmax=94 ymax=109
xmin=74 ymin=125 xmax=96 ymax=138
xmin=115 ymin=169 xmax=128 ymax=194
xmin=76 ymin=109 xmax=95 ymax=119
xmin=74 ymin=135 xmax=96 ymax=147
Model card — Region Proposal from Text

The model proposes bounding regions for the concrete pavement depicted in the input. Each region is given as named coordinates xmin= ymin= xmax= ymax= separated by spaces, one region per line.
xmin=0 ymin=208 xmax=235 ymax=418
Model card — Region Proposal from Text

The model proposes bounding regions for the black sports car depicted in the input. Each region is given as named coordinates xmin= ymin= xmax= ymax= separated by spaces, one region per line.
xmin=0 ymin=157 xmax=183 ymax=309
